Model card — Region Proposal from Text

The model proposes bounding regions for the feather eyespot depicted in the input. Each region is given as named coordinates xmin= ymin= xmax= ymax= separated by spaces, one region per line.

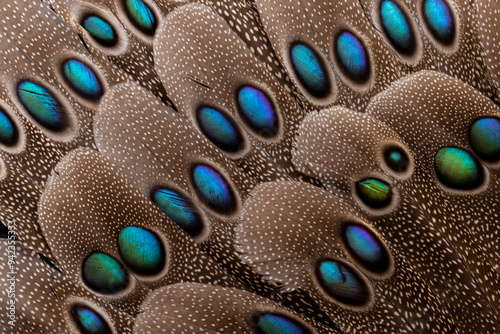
xmin=117 ymin=226 xmax=165 ymax=275
xmin=123 ymin=0 xmax=157 ymax=35
xmin=379 ymin=0 xmax=416 ymax=55
xmin=151 ymin=187 xmax=204 ymax=237
xmin=191 ymin=164 xmax=237 ymax=215
xmin=81 ymin=15 xmax=118 ymax=47
xmin=316 ymin=259 xmax=370 ymax=306
xmin=0 ymin=108 xmax=18 ymax=146
xmin=71 ymin=304 xmax=112 ymax=334
xmin=422 ymin=0 xmax=455 ymax=45
xmin=434 ymin=147 xmax=484 ymax=190
xmin=252 ymin=313 xmax=311 ymax=334
xmin=236 ymin=86 xmax=279 ymax=138
xmin=62 ymin=59 xmax=104 ymax=100
xmin=383 ymin=146 xmax=410 ymax=173
xmin=17 ymin=80 xmax=68 ymax=132
xmin=289 ymin=42 xmax=331 ymax=98
xmin=355 ymin=178 xmax=392 ymax=209
xmin=469 ymin=117 xmax=500 ymax=163
xmin=196 ymin=107 xmax=244 ymax=153
xmin=82 ymin=252 xmax=129 ymax=294
xmin=342 ymin=223 xmax=390 ymax=274
xmin=334 ymin=31 xmax=370 ymax=84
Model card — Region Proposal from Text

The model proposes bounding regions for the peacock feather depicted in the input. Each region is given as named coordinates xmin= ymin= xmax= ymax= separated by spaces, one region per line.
xmin=0 ymin=0 xmax=498 ymax=333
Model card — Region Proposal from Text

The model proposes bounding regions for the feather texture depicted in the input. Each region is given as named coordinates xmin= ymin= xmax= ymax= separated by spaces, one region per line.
xmin=0 ymin=0 xmax=498 ymax=333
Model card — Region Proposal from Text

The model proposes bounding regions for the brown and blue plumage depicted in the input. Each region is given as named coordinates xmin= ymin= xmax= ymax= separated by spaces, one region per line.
xmin=0 ymin=0 xmax=498 ymax=333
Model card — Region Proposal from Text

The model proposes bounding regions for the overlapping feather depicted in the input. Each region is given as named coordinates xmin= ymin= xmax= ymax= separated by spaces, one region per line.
xmin=0 ymin=0 xmax=498 ymax=333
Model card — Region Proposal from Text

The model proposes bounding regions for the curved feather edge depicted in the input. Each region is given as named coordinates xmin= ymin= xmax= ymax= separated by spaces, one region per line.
xmin=134 ymin=282 xmax=337 ymax=333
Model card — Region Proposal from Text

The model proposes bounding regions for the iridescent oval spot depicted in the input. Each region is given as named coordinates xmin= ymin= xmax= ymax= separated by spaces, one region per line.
xmin=335 ymin=31 xmax=370 ymax=83
xmin=71 ymin=304 xmax=112 ymax=334
xmin=384 ymin=146 xmax=410 ymax=173
xmin=379 ymin=0 xmax=416 ymax=55
xmin=236 ymin=86 xmax=279 ymax=138
xmin=17 ymin=80 xmax=68 ymax=132
xmin=290 ymin=43 xmax=331 ymax=98
xmin=422 ymin=0 xmax=455 ymax=45
xmin=316 ymin=259 xmax=370 ymax=306
xmin=62 ymin=59 xmax=104 ymax=100
xmin=254 ymin=313 xmax=309 ymax=334
xmin=470 ymin=117 xmax=500 ymax=162
xmin=0 ymin=108 xmax=18 ymax=146
xmin=197 ymin=107 xmax=243 ymax=153
xmin=118 ymin=226 xmax=165 ymax=275
xmin=356 ymin=178 xmax=392 ymax=209
xmin=343 ymin=223 xmax=390 ymax=273
xmin=151 ymin=187 xmax=204 ymax=237
xmin=124 ymin=0 xmax=157 ymax=35
xmin=434 ymin=147 xmax=483 ymax=190
xmin=82 ymin=252 xmax=128 ymax=294
xmin=82 ymin=15 xmax=117 ymax=46
xmin=191 ymin=164 xmax=236 ymax=214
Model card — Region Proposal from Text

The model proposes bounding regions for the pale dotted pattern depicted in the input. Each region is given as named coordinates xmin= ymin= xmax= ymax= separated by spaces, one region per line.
xmin=474 ymin=0 xmax=500 ymax=101
xmin=94 ymin=81 xmax=286 ymax=296
xmin=0 ymin=0 xmax=129 ymax=118
xmin=365 ymin=70 xmax=500 ymax=314
xmin=0 ymin=241 xmax=135 ymax=333
xmin=236 ymin=181 xmax=460 ymax=334
xmin=134 ymin=283 xmax=333 ymax=333
xmin=50 ymin=0 xmax=302 ymax=107
xmin=375 ymin=70 xmax=500 ymax=173
xmin=404 ymin=0 xmax=496 ymax=100
xmin=256 ymin=0 xmax=408 ymax=111
xmin=0 ymin=0 xmax=497 ymax=333
xmin=292 ymin=106 xmax=499 ymax=332
xmin=95 ymin=81 xmax=281 ymax=233
xmin=0 ymin=33 xmax=95 ymax=178
xmin=93 ymin=82 xmax=337 ymax=326
xmin=154 ymin=4 xmax=314 ymax=180
xmin=0 ymin=31 xmax=95 ymax=257
xmin=0 ymin=0 xmax=136 ymax=258
xmin=38 ymin=148 xmax=240 ymax=316
xmin=254 ymin=0 xmax=345 ymax=108
xmin=0 ymin=157 xmax=50 ymax=261
xmin=199 ymin=0 xmax=298 ymax=95
xmin=49 ymin=0 xmax=178 ymax=107
xmin=359 ymin=0 xmax=437 ymax=69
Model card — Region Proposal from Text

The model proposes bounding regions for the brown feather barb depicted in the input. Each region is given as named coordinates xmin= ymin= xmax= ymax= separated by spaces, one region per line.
xmin=0 ymin=0 xmax=499 ymax=333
